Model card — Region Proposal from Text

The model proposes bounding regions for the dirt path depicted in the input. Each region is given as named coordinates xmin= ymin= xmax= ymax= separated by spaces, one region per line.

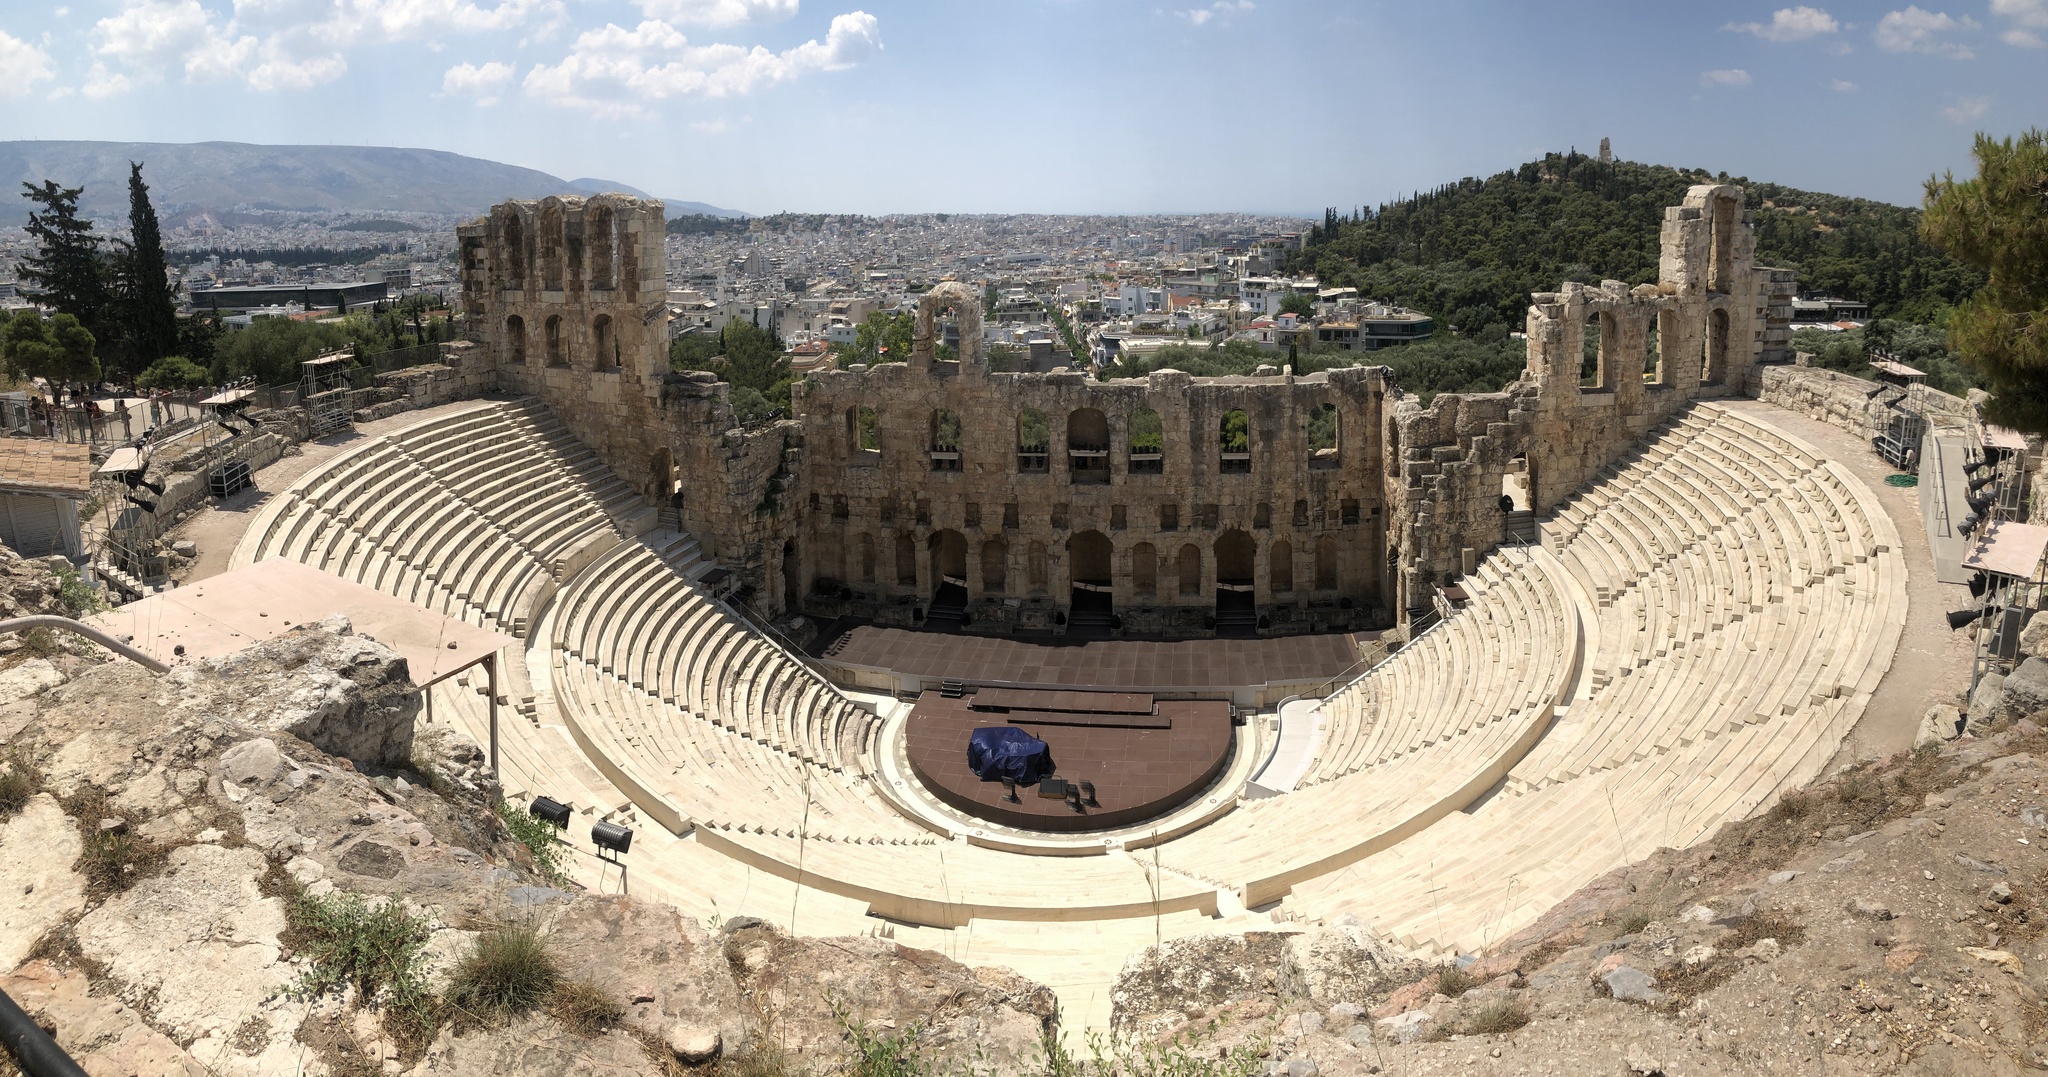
xmin=162 ymin=397 xmax=512 ymax=585
xmin=1720 ymin=399 xmax=1973 ymax=768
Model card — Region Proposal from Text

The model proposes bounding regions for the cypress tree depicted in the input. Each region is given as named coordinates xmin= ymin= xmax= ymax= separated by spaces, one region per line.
xmin=118 ymin=161 xmax=179 ymax=371
xmin=19 ymin=180 xmax=112 ymax=342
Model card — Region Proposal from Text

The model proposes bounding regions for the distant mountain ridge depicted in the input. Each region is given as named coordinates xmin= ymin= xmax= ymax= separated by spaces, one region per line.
xmin=0 ymin=141 xmax=744 ymax=223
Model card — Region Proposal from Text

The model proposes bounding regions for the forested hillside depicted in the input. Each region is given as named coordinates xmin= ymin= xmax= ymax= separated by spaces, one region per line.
xmin=1295 ymin=152 xmax=1984 ymax=333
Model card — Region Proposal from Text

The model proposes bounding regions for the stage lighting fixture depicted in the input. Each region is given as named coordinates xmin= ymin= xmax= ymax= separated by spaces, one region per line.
xmin=125 ymin=494 xmax=157 ymax=513
xmin=1969 ymin=473 xmax=1997 ymax=493
xmin=592 ymin=820 xmax=634 ymax=857
xmin=1960 ymin=515 xmax=1979 ymax=537
xmin=528 ymin=796 xmax=570 ymax=828
xmin=1968 ymin=496 xmax=1992 ymax=517
xmin=1970 ymin=572 xmax=1988 ymax=598
xmin=1949 ymin=607 xmax=1989 ymax=631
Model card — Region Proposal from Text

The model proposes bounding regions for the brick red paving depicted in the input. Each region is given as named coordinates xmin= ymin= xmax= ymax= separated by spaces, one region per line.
xmin=819 ymin=625 xmax=1368 ymax=692
xmin=905 ymin=691 xmax=1234 ymax=831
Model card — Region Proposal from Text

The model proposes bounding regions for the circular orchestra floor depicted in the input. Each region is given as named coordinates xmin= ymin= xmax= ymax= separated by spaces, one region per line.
xmin=902 ymin=687 xmax=1235 ymax=832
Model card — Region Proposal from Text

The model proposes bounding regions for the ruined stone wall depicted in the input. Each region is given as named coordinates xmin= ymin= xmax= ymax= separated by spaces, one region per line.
xmin=796 ymin=360 xmax=1393 ymax=633
xmin=1383 ymin=185 xmax=1796 ymax=612
xmin=459 ymin=196 xmax=798 ymax=611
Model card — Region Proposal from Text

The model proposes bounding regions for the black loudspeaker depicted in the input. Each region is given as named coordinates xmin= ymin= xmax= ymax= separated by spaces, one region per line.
xmin=592 ymin=820 xmax=634 ymax=855
xmin=529 ymin=796 xmax=571 ymax=828
xmin=1970 ymin=572 xmax=1988 ymax=598
xmin=1948 ymin=607 xmax=1988 ymax=631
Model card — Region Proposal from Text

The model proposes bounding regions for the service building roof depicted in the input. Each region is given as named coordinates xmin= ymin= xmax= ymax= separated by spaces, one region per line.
xmin=0 ymin=440 xmax=90 ymax=499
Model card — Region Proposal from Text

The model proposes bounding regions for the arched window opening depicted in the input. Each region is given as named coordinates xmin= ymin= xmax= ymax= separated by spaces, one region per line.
xmin=592 ymin=314 xmax=617 ymax=370
xmin=1580 ymin=313 xmax=1615 ymax=390
xmin=1016 ymin=408 xmax=1049 ymax=472
xmin=588 ymin=205 xmax=615 ymax=289
xmin=781 ymin=539 xmax=801 ymax=613
xmin=1068 ymin=408 xmax=1109 ymax=484
xmin=1215 ymin=530 xmax=1254 ymax=585
xmin=500 ymin=214 xmax=525 ymax=290
xmin=1646 ymin=310 xmax=1671 ymax=385
xmin=1219 ymin=409 xmax=1250 ymax=473
xmin=1131 ymin=542 xmax=1157 ymax=599
xmin=1307 ymin=403 xmax=1339 ymax=469
xmin=1704 ymin=307 xmax=1730 ymax=386
xmin=1314 ymin=535 xmax=1339 ymax=591
xmin=928 ymin=530 xmax=967 ymax=607
xmin=859 ymin=534 xmax=876 ymax=583
xmin=1027 ymin=542 xmax=1048 ymax=593
xmin=895 ymin=533 xmax=917 ymax=587
xmin=981 ymin=538 xmax=1008 ymax=594
xmin=1069 ymin=530 xmax=1114 ymax=623
xmin=929 ymin=408 xmax=963 ymax=472
xmin=846 ymin=405 xmax=880 ymax=457
xmin=1215 ymin=529 xmax=1255 ymax=633
xmin=1254 ymin=502 xmax=1272 ymax=529
xmin=1708 ymin=193 xmax=1736 ymax=294
xmin=1129 ymin=407 xmax=1163 ymax=474
xmin=544 ymin=315 xmax=566 ymax=367
xmin=539 ymin=204 xmax=565 ymax=291
xmin=1270 ymin=538 xmax=1295 ymax=593
xmin=505 ymin=315 xmax=527 ymax=365
xmin=1177 ymin=544 xmax=1202 ymax=597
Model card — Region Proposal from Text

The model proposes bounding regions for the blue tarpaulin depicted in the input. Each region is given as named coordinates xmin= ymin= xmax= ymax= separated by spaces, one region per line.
xmin=966 ymin=725 xmax=1051 ymax=784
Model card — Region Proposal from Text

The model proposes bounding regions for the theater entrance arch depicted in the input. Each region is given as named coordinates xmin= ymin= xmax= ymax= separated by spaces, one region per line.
xmin=1214 ymin=529 xmax=1256 ymax=636
xmin=928 ymin=530 xmax=969 ymax=626
xmin=1068 ymin=529 xmax=1114 ymax=635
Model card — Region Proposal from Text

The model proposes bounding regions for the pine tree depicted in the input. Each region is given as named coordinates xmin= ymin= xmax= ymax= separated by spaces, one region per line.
xmin=1923 ymin=129 xmax=2048 ymax=432
xmin=117 ymin=161 xmax=179 ymax=372
xmin=19 ymin=181 xmax=112 ymax=345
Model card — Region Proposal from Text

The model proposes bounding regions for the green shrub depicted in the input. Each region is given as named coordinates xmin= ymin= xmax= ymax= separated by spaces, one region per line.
xmin=51 ymin=564 xmax=103 ymax=617
xmin=288 ymin=888 xmax=436 ymax=1004
xmin=494 ymin=800 xmax=570 ymax=886
xmin=445 ymin=922 xmax=558 ymax=1021
xmin=1463 ymin=999 xmax=1530 ymax=1035
xmin=135 ymin=354 xmax=210 ymax=390
xmin=1614 ymin=909 xmax=1653 ymax=936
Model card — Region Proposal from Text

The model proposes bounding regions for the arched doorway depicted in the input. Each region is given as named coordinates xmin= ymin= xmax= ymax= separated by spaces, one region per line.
xmin=1068 ymin=408 xmax=1110 ymax=483
xmin=650 ymin=446 xmax=677 ymax=505
xmin=1068 ymin=530 xmax=1114 ymax=635
xmin=927 ymin=530 xmax=968 ymax=627
xmin=1214 ymin=529 xmax=1256 ymax=636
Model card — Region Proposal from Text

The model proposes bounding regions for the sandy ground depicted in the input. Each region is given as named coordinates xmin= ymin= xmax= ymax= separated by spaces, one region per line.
xmin=162 ymin=397 xmax=513 ymax=585
xmin=1722 ymin=399 xmax=1974 ymax=768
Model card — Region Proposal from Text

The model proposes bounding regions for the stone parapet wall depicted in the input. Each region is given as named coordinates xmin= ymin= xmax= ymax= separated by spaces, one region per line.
xmin=1752 ymin=365 xmax=1891 ymax=438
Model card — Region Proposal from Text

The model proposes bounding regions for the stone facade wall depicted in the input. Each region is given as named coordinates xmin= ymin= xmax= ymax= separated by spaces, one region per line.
xmin=1753 ymin=365 xmax=1892 ymax=437
xmin=795 ymin=360 xmax=1393 ymax=632
xmin=450 ymin=183 xmax=1796 ymax=630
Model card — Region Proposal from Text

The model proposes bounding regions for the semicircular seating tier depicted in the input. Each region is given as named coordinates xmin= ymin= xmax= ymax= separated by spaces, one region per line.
xmin=1278 ymin=401 xmax=1907 ymax=956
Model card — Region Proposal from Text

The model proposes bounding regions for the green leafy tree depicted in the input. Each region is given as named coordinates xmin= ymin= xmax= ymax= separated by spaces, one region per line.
xmin=1922 ymin=129 xmax=2048 ymax=432
xmin=0 ymin=311 xmax=100 ymax=385
xmin=1278 ymin=290 xmax=1317 ymax=318
xmin=19 ymin=181 xmax=115 ymax=355
xmin=840 ymin=310 xmax=914 ymax=364
xmin=210 ymin=317 xmax=354 ymax=386
xmin=135 ymin=355 xmax=210 ymax=390
xmin=115 ymin=162 xmax=179 ymax=376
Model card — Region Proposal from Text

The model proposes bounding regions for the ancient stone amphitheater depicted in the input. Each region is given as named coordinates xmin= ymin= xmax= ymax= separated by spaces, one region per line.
xmin=229 ymin=185 xmax=1907 ymax=1024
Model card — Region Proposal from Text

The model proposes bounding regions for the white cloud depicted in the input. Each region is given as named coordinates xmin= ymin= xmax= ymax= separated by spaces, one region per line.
xmin=1700 ymin=68 xmax=1753 ymax=87
xmin=1179 ymin=1 xmax=1252 ymax=27
xmin=689 ymin=117 xmax=732 ymax=133
xmin=1723 ymin=6 xmax=1839 ymax=41
xmin=635 ymin=0 xmax=799 ymax=27
xmin=87 ymin=0 xmax=559 ymax=93
xmin=1993 ymin=0 xmax=2048 ymax=45
xmin=1829 ymin=77 xmax=1857 ymax=90
xmin=1942 ymin=94 xmax=1990 ymax=123
xmin=443 ymin=58 xmax=514 ymax=104
xmin=1875 ymin=7 xmax=1979 ymax=58
xmin=0 ymin=29 xmax=55 ymax=99
xmin=523 ymin=9 xmax=879 ymax=117
xmin=82 ymin=61 xmax=134 ymax=98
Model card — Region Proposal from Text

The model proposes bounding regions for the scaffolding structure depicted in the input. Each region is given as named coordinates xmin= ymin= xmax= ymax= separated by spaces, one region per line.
xmin=302 ymin=348 xmax=357 ymax=438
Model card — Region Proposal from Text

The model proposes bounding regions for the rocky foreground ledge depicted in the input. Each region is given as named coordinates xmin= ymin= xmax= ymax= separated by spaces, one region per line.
xmin=1 ymin=542 xmax=2042 ymax=1076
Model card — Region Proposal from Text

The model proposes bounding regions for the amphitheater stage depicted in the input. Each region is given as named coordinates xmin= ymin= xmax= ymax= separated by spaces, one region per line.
xmin=813 ymin=623 xmax=1372 ymax=704
xmin=903 ymin=689 xmax=1234 ymax=831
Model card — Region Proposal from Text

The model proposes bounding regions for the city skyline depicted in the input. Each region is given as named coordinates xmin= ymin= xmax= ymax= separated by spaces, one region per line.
xmin=0 ymin=2 xmax=2041 ymax=215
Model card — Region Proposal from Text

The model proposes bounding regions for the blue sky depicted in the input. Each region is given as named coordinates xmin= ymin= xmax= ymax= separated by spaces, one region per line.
xmin=0 ymin=1 xmax=2041 ymax=215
